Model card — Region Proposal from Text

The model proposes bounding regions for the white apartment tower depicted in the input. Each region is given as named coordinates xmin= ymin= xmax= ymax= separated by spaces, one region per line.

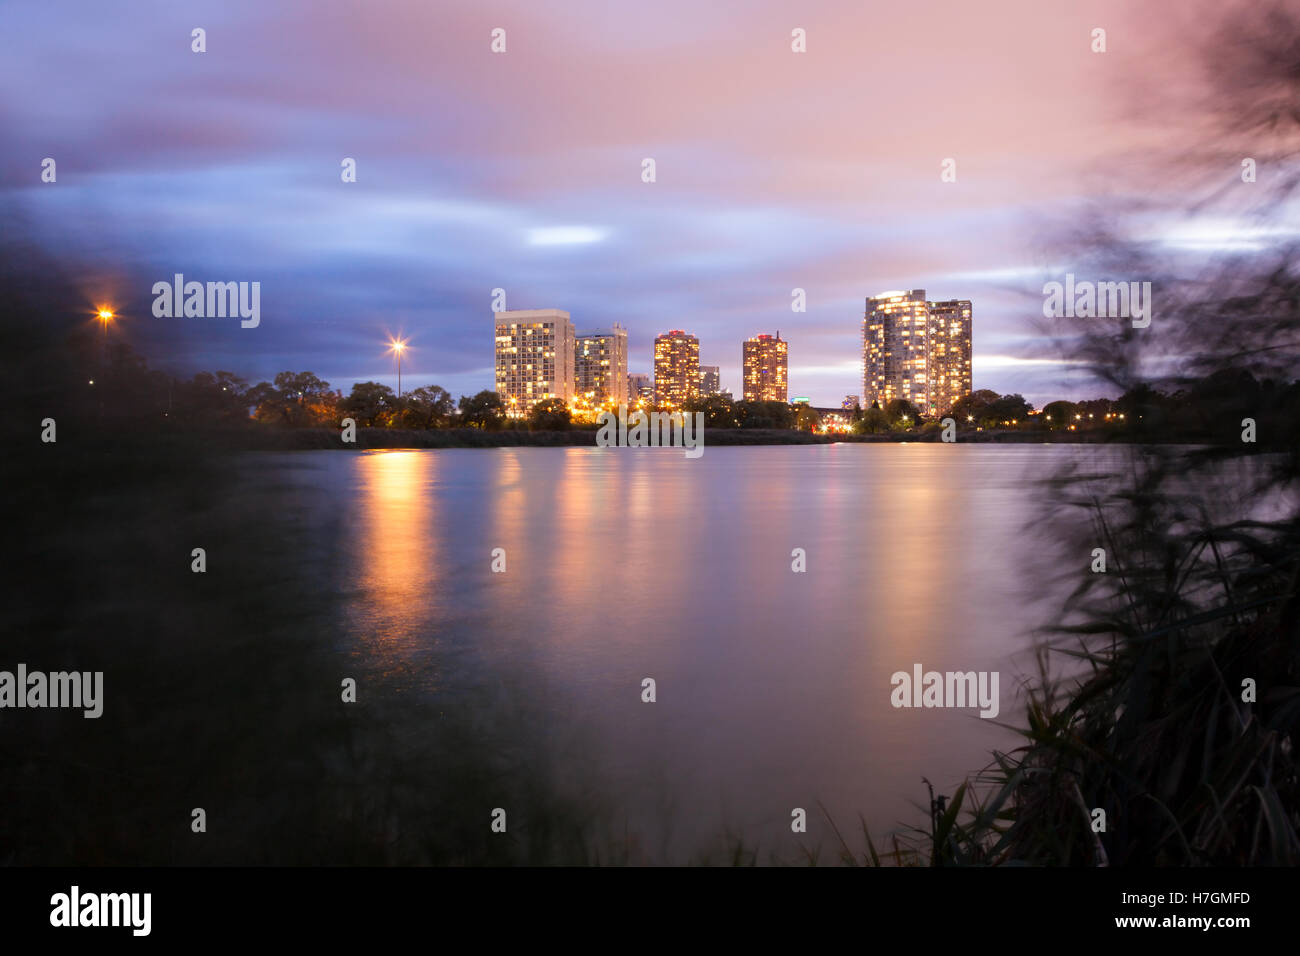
xmin=494 ymin=309 xmax=576 ymax=415
xmin=575 ymin=325 xmax=629 ymax=405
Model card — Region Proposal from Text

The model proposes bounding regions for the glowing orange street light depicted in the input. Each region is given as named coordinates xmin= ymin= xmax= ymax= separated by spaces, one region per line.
xmin=387 ymin=337 xmax=408 ymax=398
xmin=96 ymin=308 xmax=115 ymax=364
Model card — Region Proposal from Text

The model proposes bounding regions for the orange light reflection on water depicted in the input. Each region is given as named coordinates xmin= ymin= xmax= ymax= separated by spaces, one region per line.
xmin=354 ymin=450 xmax=437 ymax=660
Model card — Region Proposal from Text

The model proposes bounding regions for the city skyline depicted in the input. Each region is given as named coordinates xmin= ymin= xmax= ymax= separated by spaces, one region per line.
xmin=490 ymin=296 xmax=971 ymax=412
xmin=2 ymin=0 xmax=1214 ymax=408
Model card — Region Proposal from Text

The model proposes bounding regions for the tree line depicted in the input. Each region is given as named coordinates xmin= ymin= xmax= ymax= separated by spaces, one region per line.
xmin=62 ymin=342 xmax=1300 ymax=443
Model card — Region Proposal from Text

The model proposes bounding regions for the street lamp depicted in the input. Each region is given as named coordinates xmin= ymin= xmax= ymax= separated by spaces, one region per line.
xmin=387 ymin=337 xmax=408 ymax=398
xmin=96 ymin=308 xmax=114 ymax=364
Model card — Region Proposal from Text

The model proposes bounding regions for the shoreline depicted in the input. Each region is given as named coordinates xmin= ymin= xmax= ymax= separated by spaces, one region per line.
xmin=178 ymin=426 xmax=1225 ymax=451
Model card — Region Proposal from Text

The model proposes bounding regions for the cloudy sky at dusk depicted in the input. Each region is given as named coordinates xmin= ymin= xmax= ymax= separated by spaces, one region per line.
xmin=3 ymin=0 xmax=1238 ymax=405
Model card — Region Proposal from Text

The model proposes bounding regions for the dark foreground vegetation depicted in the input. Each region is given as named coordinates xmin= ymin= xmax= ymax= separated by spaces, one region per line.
xmin=862 ymin=1 xmax=1300 ymax=867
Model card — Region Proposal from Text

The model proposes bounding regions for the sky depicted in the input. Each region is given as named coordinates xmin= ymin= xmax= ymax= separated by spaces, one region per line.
xmin=0 ymin=0 xmax=1245 ymax=406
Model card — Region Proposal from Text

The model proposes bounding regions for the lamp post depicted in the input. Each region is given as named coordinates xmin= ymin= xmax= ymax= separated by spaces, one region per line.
xmin=388 ymin=337 xmax=407 ymax=398
xmin=97 ymin=309 xmax=114 ymax=365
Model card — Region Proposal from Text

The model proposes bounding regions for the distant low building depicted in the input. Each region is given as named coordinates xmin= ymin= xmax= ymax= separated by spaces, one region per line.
xmin=627 ymin=373 xmax=653 ymax=403
xmin=842 ymin=395 xmax=861 ymax=411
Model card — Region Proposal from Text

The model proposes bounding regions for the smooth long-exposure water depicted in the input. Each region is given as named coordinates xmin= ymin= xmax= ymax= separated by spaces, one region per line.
xmin=274 ymin=443 xmax=1077 ymax=861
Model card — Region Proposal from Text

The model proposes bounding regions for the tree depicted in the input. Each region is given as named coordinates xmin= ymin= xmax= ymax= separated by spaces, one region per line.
xmin=884 ymin=398 xmax=921 ymax=429
xmin=173 ymin=370 xmax=248 ymax=425
xmin=982 ymin=393 xmax=1032 ymax=426
xmin=949 ymin=389 xmax=1000 ymax=425
xmin=1075 ymin=398 xmax=1115 ymax=421
xmin=735 ymin=400 xmax=794 ymax=429
xmin=854 ymin=405 xmax=889 ymax=434
xmin=250 ymin=371 xmax=335 ymax=426
xmin=458 ymin=390 xmax=506 ymax=430
xmin=1115 ymin=384 xmax=1170 ymax=434
xmin=684 ymin=394 xmax=738 ymax=427
xmin=1041 ymin=400 xmax=1076 ymax=429
xmin=528 ymin=397 xmax=571 ymax=431
xmin=246 ymin=381 xmax=279 ymax=424
xmin=340 ymin=381 xmax=397 ymax=427
xmin=794 ymin=405 xmax=821 ymax=432
xmin=400 ymin=385 xmax=454 ymax=429
xmin=949 ymin=390 xmax=1030 ymax=427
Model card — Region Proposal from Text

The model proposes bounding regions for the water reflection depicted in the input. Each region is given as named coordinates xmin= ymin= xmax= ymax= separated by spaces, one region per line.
xmin=312 ymin=444 xmax=1065 ymax=858
xmin=351 ymin=450 xmax=438 ymax=666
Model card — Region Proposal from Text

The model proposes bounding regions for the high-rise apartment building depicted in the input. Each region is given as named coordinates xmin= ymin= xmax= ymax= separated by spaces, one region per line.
xmin=494 ymin=308 xmax=576 ymax=415
xmin=653 ymin=330 xmax=699 ymax=407
xmin=863 ymin=291 xmax=971 ymax=415
xmin=575 ymin=325 xmax=628 ymax=405
xmin=924 ymin=299 xmax=974 ymax=416
xmin=742 ymin=332 xmax=788 ymax=402
xmin=698 ymin=365 xmax=721 ymax=395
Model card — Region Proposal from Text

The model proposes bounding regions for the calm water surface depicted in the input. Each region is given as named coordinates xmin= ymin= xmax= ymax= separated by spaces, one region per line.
xmin=272 ymin=443 xmax=1089 ymax=859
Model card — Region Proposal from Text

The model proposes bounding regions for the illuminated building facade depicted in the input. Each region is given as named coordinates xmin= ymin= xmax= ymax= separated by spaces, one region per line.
xmin=742 ymin=332 xmax=788 ymax=402
xmin=863 ymin=290 xmax=972 ymax=415
xmin=494 ymin=308 xmax=576 ymax=415
xmin=653 ymin=330 xmax=699 ymax=407
xmin=575 ymin=325 xmax=628 ymax=405
xmin=698 ymin=365 xmax=721 ymax=395
xmin=627 ymin=373 xmax=653 ymax=403
xmin=925 ymin=299 xmax=974 ymax=416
